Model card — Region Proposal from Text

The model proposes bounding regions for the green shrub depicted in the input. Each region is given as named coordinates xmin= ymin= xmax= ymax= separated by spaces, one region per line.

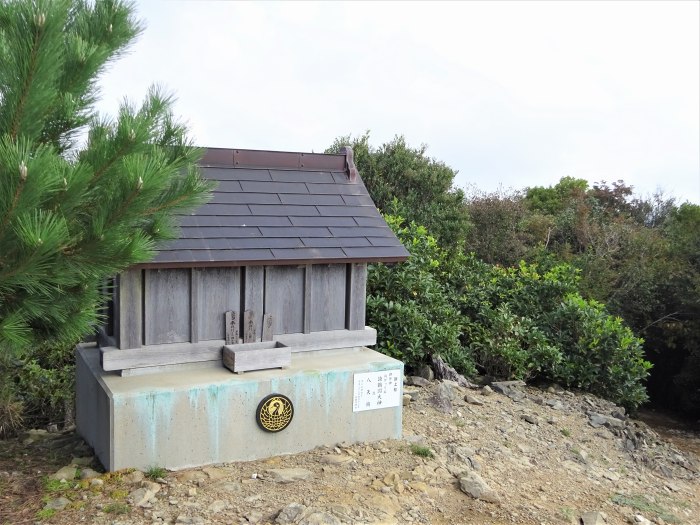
xmin=367 ymin=216 xmax=474 ymax=376
xmin=547 ymin=295 xmax=651 ymax=409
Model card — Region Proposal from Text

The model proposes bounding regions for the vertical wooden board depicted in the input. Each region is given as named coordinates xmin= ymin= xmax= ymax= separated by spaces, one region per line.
xmin=113 ymin=277 xmax=121 ymax=345
xmin=264 ymin=265 xmax=305 ymax=335
xmin=304 ymin=265 xmax=312 ymax=334
xmin=243 ymin=266 xmax=264 ymax=341
xmin=118 ymin=269 xmax=142 ymax=349
xmin=311 ymin=264 xmax=347 ymax=332
xmin=225 ymin=311 xmax=240 ymax=345
xmin=346 ymin=263 xmax=367 ymax=330
xmin=190 ymin=269 xmax=200 ymax=343
xmin=196 ymin=267 xmax=241 ymax=341
xmin=144 ymin=269 xmax=191 ymax=345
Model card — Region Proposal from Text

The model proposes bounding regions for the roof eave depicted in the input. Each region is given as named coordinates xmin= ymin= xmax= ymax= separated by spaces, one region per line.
xmin=133 ymin=255 xmax=409 ymax=270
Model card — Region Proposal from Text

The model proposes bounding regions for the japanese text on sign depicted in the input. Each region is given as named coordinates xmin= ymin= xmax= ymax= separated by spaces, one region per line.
xmin=353 ymin=370 xmax=402 ymax=412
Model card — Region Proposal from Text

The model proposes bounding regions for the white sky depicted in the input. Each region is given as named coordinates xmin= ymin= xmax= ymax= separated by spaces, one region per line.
xmin=96 ymin=0 xmax=700 ymax=204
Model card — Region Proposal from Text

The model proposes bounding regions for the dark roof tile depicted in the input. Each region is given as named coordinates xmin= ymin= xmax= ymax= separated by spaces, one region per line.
xmin=249 ymin=204 xmax=320 ymax=216
xmin=270 ymin=170 xmax=335 ymax=183
xmin=143 ymin=148 xmax=409 ymax=268
xmin=280 ymin=193 xmax=344 ymax=206
xmin=240 ymin=180 xmax=309 ymax=194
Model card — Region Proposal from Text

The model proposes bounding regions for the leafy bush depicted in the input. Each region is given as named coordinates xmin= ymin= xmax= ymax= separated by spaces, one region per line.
xmin=366 ymin=216 xmax=474 ymax=375
xmin=370 ymin=214 xmax=651 ymax=410
xmin=547 ymin=295 xmax=651 ymax=409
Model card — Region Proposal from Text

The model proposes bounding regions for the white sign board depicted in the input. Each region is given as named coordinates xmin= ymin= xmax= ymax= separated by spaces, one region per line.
xmin=353 ymin=370 xmax=402 ymax=412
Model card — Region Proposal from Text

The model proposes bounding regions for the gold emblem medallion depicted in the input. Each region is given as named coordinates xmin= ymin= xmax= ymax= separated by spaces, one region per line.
xmin=256 ymin=394 xmax=294 ymax=432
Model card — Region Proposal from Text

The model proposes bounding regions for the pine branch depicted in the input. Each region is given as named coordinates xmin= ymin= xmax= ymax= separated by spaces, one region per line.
xmin=8 ymin=14 xmax=44 ymax=140
xmin=0 ymin=163 xmax=27 ymax=238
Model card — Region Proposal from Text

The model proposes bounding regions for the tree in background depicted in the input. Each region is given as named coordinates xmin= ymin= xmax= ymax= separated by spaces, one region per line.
xmin=0 ymin=0 xmax=211 ymax=432
xmin=326 ymin=133 xmax=471 ymax=248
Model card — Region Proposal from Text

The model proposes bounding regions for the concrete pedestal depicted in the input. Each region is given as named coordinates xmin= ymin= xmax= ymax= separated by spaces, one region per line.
xmin=76 ymin=344 xmax=403 ymax=471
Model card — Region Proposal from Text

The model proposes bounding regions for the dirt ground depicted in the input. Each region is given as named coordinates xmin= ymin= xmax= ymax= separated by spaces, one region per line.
xmin=1 ymin=380 xmax=698 ymax=525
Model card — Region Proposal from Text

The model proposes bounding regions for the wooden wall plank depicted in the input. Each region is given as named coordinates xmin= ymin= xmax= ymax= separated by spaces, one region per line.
xmin=264 ymin=265 xmax=305 ymax=335
xmin=100 ymin=327 xmax=377 ymax=371
xmin=144 ymin=269 xmax=191 ymax=345
xmin=101 ymin=340 xmax=223 ymax=371
xmin=117 ymin=268 xmax=142 ymax=349
xmin=190 ymin=269 xmax=200 ymax=343
xmin=311 ymin=264 xmax=346 ymax=332
xmin=243 ymin=266 xmax=264 ymax=341
xmin=196 ymin=267 xmax=241 ymax=341
xmin=304 ymin=264 xmax=312 ymax=334
xmin=346 ymin=263 xmax=367 ymax=330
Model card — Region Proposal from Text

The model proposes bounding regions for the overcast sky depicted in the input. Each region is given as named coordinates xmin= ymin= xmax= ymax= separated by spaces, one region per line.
xmin=96 ymin=1 xmax=700 ymax=204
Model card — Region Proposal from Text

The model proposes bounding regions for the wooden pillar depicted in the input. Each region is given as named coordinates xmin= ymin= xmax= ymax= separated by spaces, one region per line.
xmin=346 ymin=263 xmax=367 ymax=330
xmin=118 ymin=268 xmax=142 ymax=349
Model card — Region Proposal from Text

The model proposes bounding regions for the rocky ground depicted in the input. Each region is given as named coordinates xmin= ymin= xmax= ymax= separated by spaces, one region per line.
xmin=1 ymin=378 xmax=699 ymax=525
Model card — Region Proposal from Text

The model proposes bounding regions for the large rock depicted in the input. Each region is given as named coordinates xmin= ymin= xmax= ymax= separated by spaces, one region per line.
xmin=129 ymin=487 xmax=156 ymax=507
xmin=429 ymin=382 xmax=455 ymax=413
xmin=300 ymin=511 xmax=342 ymax=525
xmin=44 ymin=497 xmax=71 ymax=511
xmin=458 ymin=472 xmax=500 ymax=503
xmin=416 ymin=364 xmax=435 ymax=381
xmin=266 ymin=468 xmax=313 ymax=483
xmin=405 ymin=376 xmax=431 ymax=388
xmin=79 ymin=468 xmax=100 ymax=480
xmin=588 ymin=412 xmax=624 ymax=429
xmin=276 ymin=503 xmax=307 ymax=524
xmin=51 ymin=465 xmax=78 ymax=481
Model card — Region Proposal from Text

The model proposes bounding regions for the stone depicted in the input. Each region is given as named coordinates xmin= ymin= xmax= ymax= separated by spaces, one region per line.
xmin=71 ymin=456 xmax=94 ymax=466
xmin=123 ymin=470 xmax=145 ymax=484
xmin=179 ymin=470 xmax=207 ymax=482
xmin=299 ymin=511 xmax=342 ymax=525
xmin=416 ymin=364 xmax=435 ymax=381
xmin=405 ymin=376 xmax=430 ymax=388
xmin=458 ymin=472 xmax=500 ymax=503
xmin=611 ymin=409 xmax=627 ymax=421
xmin=521 ymin=414 xmax=538 ymax=425
xmin=633 ymin=515 xmax=652 ymax=525
xmin=141 ymin=480 xmax=162 ymax=493
xmin=44 ymin=497 xmax=71 ymax=511
xmin=129 ymin=487 xmax=156 ymax=507
xmin=319 ymin=454 xmax=354 ymax=465
xmin=79 ymin=468 xmax=100 ymax=480
xmin=245 ymin=510 xmax=264 ymax=523
xmin=208 ymin=500 xmax=226 ymax=513
xmin=581 ymin=511 xmax=606 ymax=525
xmin=546 ymin=399 xmax=566 ymax=410
xmin=589 ymin=412 xmax=624 ymax=429
xmin=429 ymin=382 xmax=455 ymax=413
xmin=51 ymin=465 xmax=78 ymax=481
xmin=403 ymin=394 xmax=412 ymax=406
xmin=464 ymin=394 xmax=484 ymax=406
xmin=266 ymin=468 xmax=313 ymax=483
xmin=276 ymin=503 xmax=307 ymax=524
xmin=202 ymin=467 xmax=226 ymax=480
xmin=90 ymin=478 xmax=104 ymax=487
xmin=480 ymin=385 xmax=493 ymax=396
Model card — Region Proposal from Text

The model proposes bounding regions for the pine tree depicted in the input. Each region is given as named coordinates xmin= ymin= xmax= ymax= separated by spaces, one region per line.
xmin=0 ymin=0 xmax=212 ymax=354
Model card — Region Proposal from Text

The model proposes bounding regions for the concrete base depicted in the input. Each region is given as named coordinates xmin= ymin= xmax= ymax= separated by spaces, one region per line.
xmin=76 ymin=344 xmax=403 ymax=471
